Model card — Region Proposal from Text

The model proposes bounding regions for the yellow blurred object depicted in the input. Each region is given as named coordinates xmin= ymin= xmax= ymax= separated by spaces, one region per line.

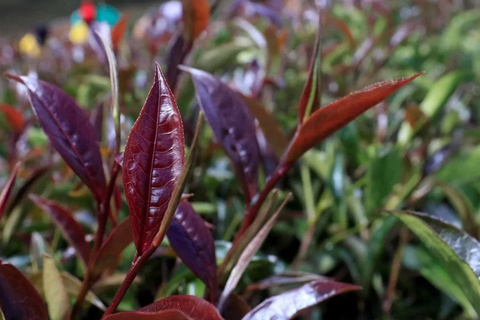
xmin=69 ymin=21 xmax=90 ymax=44
xmin=19 ymin=33 xmax=41 ymax=58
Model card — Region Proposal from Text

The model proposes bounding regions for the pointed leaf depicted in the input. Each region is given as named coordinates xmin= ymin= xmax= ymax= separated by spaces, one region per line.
xmin=6 ymin=75 xmax=107 ymax=202
xmin=241 ymin=280 xmax=360 ymax=320
xmin=285 ymin=73 xmax=422 ymax=164
xmin=167 ymin=201 xmax=217 ymax=298
xmin=183 ymin=67 xmax=260 ymax=202
xmin=123 ymin=64 xmax=185 ymax=254
xmin=93 ymin=217 xmax=133 ymax=276
xmin=392 ymin=210 xmax=480 ymax=316
xmin=0 ymin=162 xmax=19 ymax=220
xmin=139 ymin=295 xmax=224 ymax=320
xmin=0 ymin=259 xmax=48 ymax=320
xmin=182 ymin=0 xmax=210 ymax=42
xmin=42 ymin=255 xmax=71 ymax=320
xmin=29 ymin=195 xmax=90 ymax=266
xmin=105 ymin=310 xmax=193 ymax=320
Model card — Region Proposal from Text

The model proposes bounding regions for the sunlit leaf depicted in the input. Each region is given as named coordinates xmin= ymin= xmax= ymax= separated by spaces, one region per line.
xmin=123 ymin=63 xmax=185 ymax=254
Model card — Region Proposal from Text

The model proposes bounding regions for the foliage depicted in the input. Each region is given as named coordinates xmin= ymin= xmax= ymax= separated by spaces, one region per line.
xmin=0 ymin=0 xmax=479 ymax=319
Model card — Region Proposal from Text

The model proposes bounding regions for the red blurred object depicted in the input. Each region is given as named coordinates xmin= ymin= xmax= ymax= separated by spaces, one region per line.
xmin=80 ymin=0 xmax=97 ymax=23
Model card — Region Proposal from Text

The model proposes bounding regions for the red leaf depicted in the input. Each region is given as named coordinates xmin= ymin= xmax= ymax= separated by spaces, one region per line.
xmin=105 ymin=310 xmax=193 ymax=320
xmin=242 ymin=279 xmax=360 ymax=320
xmin=285 ymin=73 xmax=422 ymax=164
xmin=29 ymin=195 xmax=90 ymax=266
xmin=0 ymin=259 xmax=48 ymax=320
xmin=166 ymin=201 xmax=217 ymax=299
xmin=182 ymin=0 xmax=210 ymax=42
xmin=6 ymin=74 xmax=107 ymax=202
xmin=111 ymin=14 xmax=129 ymax=52
xmin=94 ymin=217 xmax=133 ymax=275
xmin=139 ymin=295 xmax=224 ymax=320
xmin=0 ymin=162 xmax=19 ymax=220
xmin=183 ymin=67 xmax=261 ymax=202
xmin=123 ymin=64 xmax=185 ymax=254
xmin=0 ymin=103 xmax=25 ymax=133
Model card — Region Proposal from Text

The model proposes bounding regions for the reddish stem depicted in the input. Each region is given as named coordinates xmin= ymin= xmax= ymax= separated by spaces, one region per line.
xmin=235 ymin=162 xmax=291 ymax=240
xmin=72 ymin=162 xmax=121 ymax=317
xmin=102 ymin=245 xmax=157 ymax=317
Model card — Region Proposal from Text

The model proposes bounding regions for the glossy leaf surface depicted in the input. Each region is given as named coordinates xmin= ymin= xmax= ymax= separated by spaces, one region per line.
xmin=184 ymin=67 xmax=260 ymax=201
xmin=30 ymin=195 xmax=90 ymax=266
xmin=285 ymin=73 xmax=422 ymax=164
xmin=94 ymin=217 xmax=133 ymax=276
xmin=7 ymin=74 xmax=107 ymax=201
xmin=0 ymin=259 xmax=48 ymax=320
xmin=167 ymin=201 xmax=217 ymax=296
xmin=139 ymin=295 xmax=224 ymax=320
xmin=242 ymin=280 xmax=360 ymax=320
xmin=123 ymin=64 xmax=185 ymax=254
xmin=0 ymin=163 xmax=19 ymax=220
xmin=393 ymin=210 xmax=480 ymax=315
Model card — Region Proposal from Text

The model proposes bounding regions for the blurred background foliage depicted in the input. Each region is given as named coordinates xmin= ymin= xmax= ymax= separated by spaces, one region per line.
xmin=1 ymin=0 xmax=480 ymax=319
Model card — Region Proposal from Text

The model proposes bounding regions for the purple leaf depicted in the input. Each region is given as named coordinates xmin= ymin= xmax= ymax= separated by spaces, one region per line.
xmin=0 ymin=259 xmax=48 ymax=320
xmin=0 ymin=162 xmax=19 ymax=220
xmin=6 ymin=74 xmax=107 ymax=202
xmin=139 ymin=295 xmax=224 ymax=320
xmin=29 ymin=195 xmax=91 ymax=266
xmin=166 ymin=201 xmax=217 ymax=299
xmin=182 ymin=67 xmax=260 ymax=202
xmin=123 ymin=63 xmax=185 ymax=255
xmin=242 ymin=279 xmax=361 ymax=320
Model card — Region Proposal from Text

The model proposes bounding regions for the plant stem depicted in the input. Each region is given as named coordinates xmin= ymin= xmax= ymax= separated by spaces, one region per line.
xmin=72 ymin=162 xmax=120 ymax=317
xmin=235 ymin=162 xmax=291 ymax=240
xmin=102 ymin=245 xmax=156 ymax=317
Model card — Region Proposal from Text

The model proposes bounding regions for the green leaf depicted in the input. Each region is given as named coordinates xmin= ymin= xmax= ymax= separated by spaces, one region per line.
xmin=43 ymin=255 xmax=71 ymax=320
xmin=436 ymin=146 xmax=480 ymax=186
xmin=403 ymin=245 xmax=476 ymax=317
xmin=420 ymin=72 xmax=466 ymax=118
xmin=367 ymin=146 xmax=403 ymax=210
xmin=392 ymin=210 xmax=480 ymax=316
